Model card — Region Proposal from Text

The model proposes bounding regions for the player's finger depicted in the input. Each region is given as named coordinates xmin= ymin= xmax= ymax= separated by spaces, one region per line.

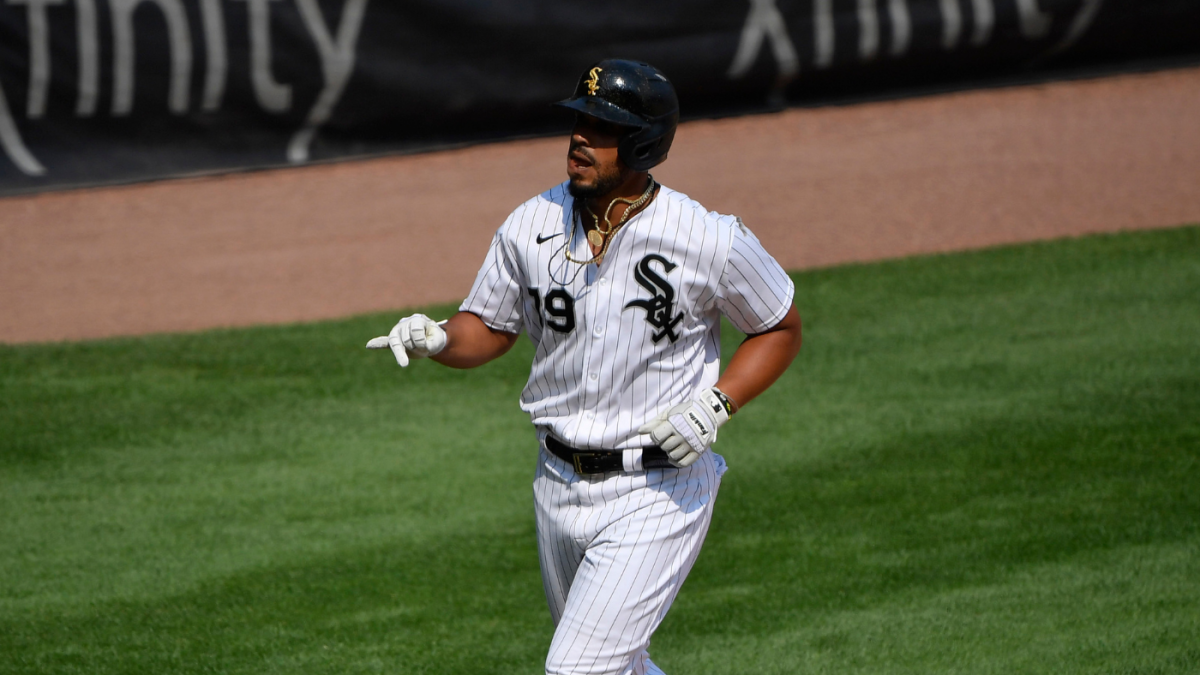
xmin=667 ymin=445 xmax=695 ymax=462
xmin=641 ymin=421 xmax=673 ymax=445
xmin=366 ymin=336 xmax=390 ymax=349
xmin=674 ymin=451 xmax=699 ymax=467
xmin=387 ymin=331 xmax=410 ymax=367
xmin=391 ymin=343 xmax=409 ymax=367
xmin=660 ymin=434 xmax=685 ymax=452
xmin=411 ymin=320 xmax=427 ymax=350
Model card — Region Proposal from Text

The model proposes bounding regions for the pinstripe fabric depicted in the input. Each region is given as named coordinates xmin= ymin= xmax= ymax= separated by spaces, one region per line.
xmin=459 ymin=182 xmax=793 ymax=674
xmin=460 ymin=183 xmax=794 ymax=451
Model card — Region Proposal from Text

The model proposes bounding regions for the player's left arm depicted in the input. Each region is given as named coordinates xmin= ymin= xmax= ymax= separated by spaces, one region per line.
xmin=639 ymin=221 xmax=801 ymax=467
xmin=714 ymin=303 xmax=802 ymax=412
xmin=638 ymin=304 xmax=800 ymax=467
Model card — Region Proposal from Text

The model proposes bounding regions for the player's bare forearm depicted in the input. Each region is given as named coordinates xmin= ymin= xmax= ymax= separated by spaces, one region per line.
xmin=714 ymin=304 xmax=802 ymax=411
xmin=430 ymin=311 xmax=520 ymax=369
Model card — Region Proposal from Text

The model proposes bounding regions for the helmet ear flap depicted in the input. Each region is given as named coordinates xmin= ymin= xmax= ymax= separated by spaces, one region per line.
xmin=619 ymin=121 xmax=676 ymax=171
xmin=618 ymin=122 xmax=674 ymax=172
xmin=618 ymin=135 xmax=652 ymax=172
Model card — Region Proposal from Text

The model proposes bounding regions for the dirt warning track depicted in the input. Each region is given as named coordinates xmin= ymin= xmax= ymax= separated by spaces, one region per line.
xmin=2 ymin=67 xmax=1198 ymax=344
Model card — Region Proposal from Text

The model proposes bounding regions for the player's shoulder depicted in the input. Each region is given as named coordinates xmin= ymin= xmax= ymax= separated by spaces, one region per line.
xmin=497 ymin=182 xmax=573 ymax=243
xmin=512 ymin=182 xmax=571 ymax=219
xmin=655 ymin=185 xmax=749 ymax=237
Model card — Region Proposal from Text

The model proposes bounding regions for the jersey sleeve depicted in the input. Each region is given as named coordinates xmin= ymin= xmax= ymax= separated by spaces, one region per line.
xmin=459 ymin=224 xmax=525 ymax=334
xmin=716 ymin=218 xmax=795 ymax=335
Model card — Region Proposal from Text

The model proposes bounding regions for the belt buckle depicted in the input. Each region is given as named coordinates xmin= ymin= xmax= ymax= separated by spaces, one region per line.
xmin=572 ymin=452 xmax=606 ymax=474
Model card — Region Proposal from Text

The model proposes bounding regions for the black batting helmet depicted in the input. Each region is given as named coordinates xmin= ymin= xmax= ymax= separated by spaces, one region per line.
xmin=555 ymin=59 xmax=679 ymax=172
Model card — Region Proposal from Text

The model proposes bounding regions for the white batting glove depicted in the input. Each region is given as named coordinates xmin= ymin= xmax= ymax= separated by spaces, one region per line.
xmin=365 ymin=314 xmax=447 ymax=367
xmin=637 ymin=388 xmax=734 ymax=467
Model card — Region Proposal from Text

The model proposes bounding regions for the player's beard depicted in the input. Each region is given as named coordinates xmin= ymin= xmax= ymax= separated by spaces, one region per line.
xmin=568 ymin=161 xmax=625 ymax=200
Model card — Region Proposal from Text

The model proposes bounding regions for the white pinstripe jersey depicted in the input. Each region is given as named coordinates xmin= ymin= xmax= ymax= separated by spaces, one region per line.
xmin=460 ymin=181 xmax=794 ymax=451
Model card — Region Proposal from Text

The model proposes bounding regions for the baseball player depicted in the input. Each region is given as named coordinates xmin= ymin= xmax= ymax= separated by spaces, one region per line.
xmin=368 ymin=59 xmax=801 ymax=675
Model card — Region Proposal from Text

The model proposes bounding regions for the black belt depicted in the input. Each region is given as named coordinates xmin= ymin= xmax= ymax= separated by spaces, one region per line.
xmin=544 ymin=436 xmax=676 ymax=474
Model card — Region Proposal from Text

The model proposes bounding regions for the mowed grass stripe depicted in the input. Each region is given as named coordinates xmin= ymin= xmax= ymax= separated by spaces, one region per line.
xmin=1 ymin=225 xmax=1197 ymax=674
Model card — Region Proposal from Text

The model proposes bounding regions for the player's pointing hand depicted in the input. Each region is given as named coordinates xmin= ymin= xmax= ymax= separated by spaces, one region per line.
xmin=365 ymin=314 xmax=448 ymax=367
xmin=638 ymin=388 xmax=734 ymax=467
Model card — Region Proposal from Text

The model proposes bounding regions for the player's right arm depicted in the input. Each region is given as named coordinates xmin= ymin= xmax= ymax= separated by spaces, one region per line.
xmin=430 ymin=311 xmax=519 ymax=369
xmin=365 ymin=310 xmax=517 ymax=368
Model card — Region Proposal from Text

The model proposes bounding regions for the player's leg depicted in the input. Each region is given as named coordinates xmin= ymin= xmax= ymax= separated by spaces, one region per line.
xmin=534 ymin=449 xmax=588 ymax=624
xmin=543 ymin=453 xmax=725 ymax=675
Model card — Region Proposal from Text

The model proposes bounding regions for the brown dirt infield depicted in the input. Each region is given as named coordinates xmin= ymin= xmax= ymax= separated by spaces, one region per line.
xmin=2 ymin=66 xmax=1198 ymax=344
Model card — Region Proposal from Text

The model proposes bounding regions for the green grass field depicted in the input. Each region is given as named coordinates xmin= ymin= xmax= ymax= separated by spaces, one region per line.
xmin=2 ymin=226 xmax=1198 ymax=674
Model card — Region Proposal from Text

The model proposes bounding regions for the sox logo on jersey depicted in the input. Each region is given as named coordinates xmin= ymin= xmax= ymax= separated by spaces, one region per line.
xmin=458 ymin=181 xmax=793 ymax=675
xmin=624 ymin=254 xmax=685 ymax=343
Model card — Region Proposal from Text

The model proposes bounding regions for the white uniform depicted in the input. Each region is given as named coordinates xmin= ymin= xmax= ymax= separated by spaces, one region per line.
xmin=460 ymin=181 xmax=794 ymax=675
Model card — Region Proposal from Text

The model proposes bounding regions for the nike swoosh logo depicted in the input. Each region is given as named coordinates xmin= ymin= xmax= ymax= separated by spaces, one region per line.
xmin=536 ymin=232 xmax=564 ymax=244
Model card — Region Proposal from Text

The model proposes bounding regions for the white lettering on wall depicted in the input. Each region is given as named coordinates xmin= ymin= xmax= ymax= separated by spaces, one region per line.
xmin=199 ymin=0 xmax=227 ymax=111
xmin=814 ymin=0 xmax=834 ymax=69
xmin=0 ymin=0 xmax=1117 ymax=177
xmin=970 ymin=0 xmax=994 ymax=46
xmin=110 ymin=0 xmax=192 ymax=116
xmin=888 ymin=0 xmax=911 ymax=57
xmin=237 ymin=0 xmax=292 ymax=112
xmin=1016 ymin=0 xmax=1052 ymax=39
xmin=0 ymin=82 xmax=45 ymax=175
xmin=940 ymin=0 xmax=962 ymax=49
xmin=728 ymin=0 xmax=800 ymax=95
xmin=9 ymin=0 xmax=65 ymax=119
xmin=74 ymin=0 xmax=98 ymax=116
xmin=288 ymin=0 xmax=369 ymax=163
xmin=858 ymin=0 xmax=880 ymax=61
xmin=1045 ymin=0 xmax=1103 ymax=56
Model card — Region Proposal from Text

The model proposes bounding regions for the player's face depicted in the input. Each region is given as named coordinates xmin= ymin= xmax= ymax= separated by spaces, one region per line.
xmin=567 ymin=114 xmax=630 ymax=199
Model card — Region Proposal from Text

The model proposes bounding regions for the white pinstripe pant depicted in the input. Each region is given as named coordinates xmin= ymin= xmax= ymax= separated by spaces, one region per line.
xmin=534 ymin=444 xmax=727 ymax=675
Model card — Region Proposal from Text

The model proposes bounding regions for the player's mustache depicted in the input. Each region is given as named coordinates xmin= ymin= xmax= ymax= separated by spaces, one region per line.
xmin=568 ymin=143 xmax=595 ymax=165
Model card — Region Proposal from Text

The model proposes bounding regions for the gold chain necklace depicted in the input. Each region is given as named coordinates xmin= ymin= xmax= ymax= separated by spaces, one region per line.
xmin=565 ymin=175 xmax=656 ymax=266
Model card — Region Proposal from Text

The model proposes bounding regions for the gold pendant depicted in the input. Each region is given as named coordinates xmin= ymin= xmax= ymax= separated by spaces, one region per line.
xmin=587 ymin=230 xmax=605 ymax=248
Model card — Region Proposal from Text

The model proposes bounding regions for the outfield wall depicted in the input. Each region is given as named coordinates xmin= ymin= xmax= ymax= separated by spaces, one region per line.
xmin=0 ymin=0 xmax=1198 ymax=195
